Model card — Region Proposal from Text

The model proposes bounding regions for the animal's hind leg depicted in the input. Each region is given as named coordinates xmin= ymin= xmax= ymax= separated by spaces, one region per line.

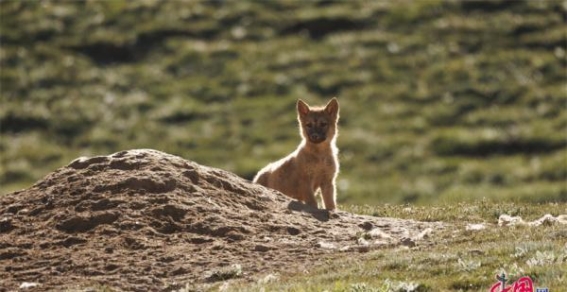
xmin=253 ymin=171 xmax=268 ymax=185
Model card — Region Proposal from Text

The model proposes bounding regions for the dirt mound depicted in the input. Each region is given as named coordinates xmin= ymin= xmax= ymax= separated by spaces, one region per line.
xmin=0 ymin=149 xmax=441 ymax=291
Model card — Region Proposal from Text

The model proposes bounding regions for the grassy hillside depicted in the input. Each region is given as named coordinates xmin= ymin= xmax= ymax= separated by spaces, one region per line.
xmin=1 ymin=0 xmax=566 ymax=205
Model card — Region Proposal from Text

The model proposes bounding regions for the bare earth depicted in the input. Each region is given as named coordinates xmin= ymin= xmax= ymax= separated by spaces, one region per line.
xmin=0 ymin=149 xmax=442 ymax=291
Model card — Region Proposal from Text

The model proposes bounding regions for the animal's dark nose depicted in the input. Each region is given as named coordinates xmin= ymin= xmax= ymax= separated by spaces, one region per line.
xmin=309 ymin=133 xmax=325 ymax=143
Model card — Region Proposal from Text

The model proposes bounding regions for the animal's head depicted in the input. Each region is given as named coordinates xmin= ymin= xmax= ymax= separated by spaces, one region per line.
xmin=296 ymin=98 xmax=339 ymax=144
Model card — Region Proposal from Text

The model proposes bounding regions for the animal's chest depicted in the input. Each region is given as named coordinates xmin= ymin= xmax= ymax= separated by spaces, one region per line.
xmin=301 ymin=155 xmax=336 ymax=181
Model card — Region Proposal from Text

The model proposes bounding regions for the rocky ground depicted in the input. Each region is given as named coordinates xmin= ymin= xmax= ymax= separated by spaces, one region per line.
xmin=0 ymin=149 xmax=442 ymax=291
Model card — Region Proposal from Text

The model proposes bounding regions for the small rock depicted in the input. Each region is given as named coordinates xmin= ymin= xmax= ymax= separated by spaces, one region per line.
xmin=316 ymin=241 xmax=337 ymax=249
xmin=104 ymin=263 xmax=120 ymax=271
xmin=357 ymin=237 xmax=370 ymax=246
xmin=254 ymin=244 xmax=273 ymax=252
xmin=400 ymin=237 xmax=416 ymax=247
xmin=0 ymin=217 xmax=15 ymax=233
xmin=339 ymin=245 xmax=352 ymax=252
xmin=170 ymin=266 xmax=188 ymax=276
xmin=19 ymin=282 xmax=40 ymax=289
xmin=356 ymin=245 xmax=371 ymax=253
xmin=466 ymin=223 xmax=486 ymax=231
xmin=367 ymin=228 xmax=392 ymax=239
xmin=413 ymin=227 xmax=433 ymax=240
xmin=498 ymin=214 xmax=525 ymax=226
xmin=359 ymin=221 xmax=373 ymax=231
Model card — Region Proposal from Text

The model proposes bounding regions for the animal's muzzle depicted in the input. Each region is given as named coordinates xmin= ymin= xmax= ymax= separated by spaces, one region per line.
xmin=308 ymin=133 xmax=326 ymax=144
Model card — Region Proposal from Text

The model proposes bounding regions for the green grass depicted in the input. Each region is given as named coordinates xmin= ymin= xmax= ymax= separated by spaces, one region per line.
xmin=1 ymin=1 xmax=566 ymax=205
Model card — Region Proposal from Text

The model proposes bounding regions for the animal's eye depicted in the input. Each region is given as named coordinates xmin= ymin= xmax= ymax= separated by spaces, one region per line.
xmin=305 ymin=123 xmax=313 ymax=128
xmin=320 ymin=122 xmax=328 ymax=127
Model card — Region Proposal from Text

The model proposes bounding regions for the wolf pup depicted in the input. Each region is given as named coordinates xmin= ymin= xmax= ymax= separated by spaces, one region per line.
xmin=253 ymin=98 xmax=340 ymax=210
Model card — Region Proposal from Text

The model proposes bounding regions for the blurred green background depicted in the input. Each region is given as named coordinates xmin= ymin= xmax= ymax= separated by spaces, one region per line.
xmin=1 ymin=0 xmax=565 ymax=205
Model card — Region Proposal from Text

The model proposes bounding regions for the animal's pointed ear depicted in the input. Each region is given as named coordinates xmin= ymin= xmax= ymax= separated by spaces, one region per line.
xmin=297 ymin=99 xmax=310 ymax=117
xmin=325 ymin=97 xmax=339 ymax=116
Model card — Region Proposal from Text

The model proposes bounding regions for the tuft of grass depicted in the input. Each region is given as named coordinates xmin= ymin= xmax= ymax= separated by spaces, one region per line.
xmin=205 ymin=264 xmax=243 ymax=283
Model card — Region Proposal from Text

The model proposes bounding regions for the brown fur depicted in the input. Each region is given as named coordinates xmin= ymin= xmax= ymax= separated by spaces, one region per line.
xmin=253 ymin=98 xmax=340 ymax=210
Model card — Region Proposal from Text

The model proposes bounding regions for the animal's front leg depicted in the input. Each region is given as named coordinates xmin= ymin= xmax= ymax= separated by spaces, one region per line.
xmin=320 ymin=182 xmax=336 ymax=210
xmin=298 ymin=186 xmax=318 ymax=208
